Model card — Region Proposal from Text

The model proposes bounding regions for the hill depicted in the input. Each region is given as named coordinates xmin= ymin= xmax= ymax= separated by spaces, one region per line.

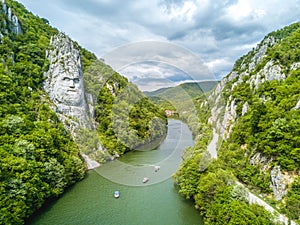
xmin=144 ymin=81 xmax=218 ymax=98
xmin=0 ymin=0 xmax=166 ymax=224
xmin=174 ymin=22 xmax=300 ymax=224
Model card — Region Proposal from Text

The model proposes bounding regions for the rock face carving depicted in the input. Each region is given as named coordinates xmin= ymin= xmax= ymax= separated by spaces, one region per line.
xmin=44 ymin=33 xmax=90 ymax=128
xmin=44 ymin=33 xmax=101 ymax=169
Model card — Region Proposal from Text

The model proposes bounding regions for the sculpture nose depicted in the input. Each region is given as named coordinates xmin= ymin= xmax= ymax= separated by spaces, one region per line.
xmin=69 ymin=79 xmax=75 ymax=88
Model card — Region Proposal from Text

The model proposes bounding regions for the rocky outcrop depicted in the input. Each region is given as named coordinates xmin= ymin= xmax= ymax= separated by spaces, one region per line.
xmin=270 ymin=166 xmax=288 ymax=201
xmin=44 ymin=33 xmax=103 ymax=169
xmin=249 ymin=60 xmax=286 ymax=89
xmin=241 ymin=102 xmax=249 ymax=116
xmin=1 ymin=0 xmax=22 ymax=35
xmin=294 ymin=100 xmax=300 ymax=109
xmin=106 ymin=82 xmax=119 ymax=97
xmin=290 ymin=62 xmax=300 ymax=71
xmin=250 ymin=153 xmax=272 ymax=171
xmin=247 ymin=36 xmax=275 ymax=71
xmin=262 ymin=60 xmax=285 ymax=81
xmin=44 ymin=33 xmax=90 ymax=128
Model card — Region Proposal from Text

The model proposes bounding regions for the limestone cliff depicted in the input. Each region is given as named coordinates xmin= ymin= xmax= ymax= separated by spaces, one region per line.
xmin=1 ymin=0 xmax=22 ymax=35
xmin=44 ymin=33 xmax=90 ymax=126
xmin=196 ymin=23 xmax=300 ymax=221
xmin=44 ymin=33 xmax=101 ymax=169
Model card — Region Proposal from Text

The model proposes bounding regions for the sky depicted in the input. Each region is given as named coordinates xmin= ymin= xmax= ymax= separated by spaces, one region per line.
xmin=16 ymin=0 xmax=300 ymax=91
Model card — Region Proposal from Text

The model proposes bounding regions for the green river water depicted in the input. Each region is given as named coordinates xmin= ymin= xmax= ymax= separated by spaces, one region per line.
xmin=27 ymin=119 xmax=203 ymax=225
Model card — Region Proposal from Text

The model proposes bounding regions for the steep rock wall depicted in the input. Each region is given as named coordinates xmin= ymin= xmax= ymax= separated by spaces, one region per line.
xmin=44 ymin=33 xmax=100 ymax=169
xmin=1 ymin=0 xmax=22 ymax=35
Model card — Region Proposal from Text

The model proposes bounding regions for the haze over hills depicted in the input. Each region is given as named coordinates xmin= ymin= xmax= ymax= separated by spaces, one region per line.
xmin=144 ymin=81 xmax=218 ymax=98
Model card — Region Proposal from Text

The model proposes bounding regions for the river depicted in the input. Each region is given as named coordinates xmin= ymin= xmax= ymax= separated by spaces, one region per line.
xmin=27 ymin=119 xmax=203 ymax=225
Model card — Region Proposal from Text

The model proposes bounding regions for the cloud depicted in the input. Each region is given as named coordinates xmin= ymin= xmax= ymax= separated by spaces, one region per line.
xmin=119 ymin=61 xmax=208 ymax=91
xmin=17 ymin=0 xmax=300 ymax=90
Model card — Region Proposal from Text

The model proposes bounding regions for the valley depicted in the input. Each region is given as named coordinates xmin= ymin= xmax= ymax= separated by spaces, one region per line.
xmin=0 ymin=0 xmax=299 ymax=225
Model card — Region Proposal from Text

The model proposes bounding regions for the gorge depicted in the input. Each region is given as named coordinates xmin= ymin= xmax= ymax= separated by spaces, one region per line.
xmin=0 ymin=0 xmax=299 ymax=225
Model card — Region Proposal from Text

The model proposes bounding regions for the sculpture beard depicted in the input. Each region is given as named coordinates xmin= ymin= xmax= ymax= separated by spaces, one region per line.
xmin=52 ymin=71 xmax=84 ymax=107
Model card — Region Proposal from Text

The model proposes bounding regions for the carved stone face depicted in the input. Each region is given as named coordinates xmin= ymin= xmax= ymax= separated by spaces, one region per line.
xmin=52 ymin=64 xmax=84 ymax=106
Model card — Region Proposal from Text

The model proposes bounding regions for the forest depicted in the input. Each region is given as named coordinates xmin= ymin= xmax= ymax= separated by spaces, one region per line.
xmin=0 ymin=0 xmax=167 ymax=224
xmin=0 ymin=1 xmax=87 ymax=224
xmin=174 ymin=23 xmax=300 ymax=224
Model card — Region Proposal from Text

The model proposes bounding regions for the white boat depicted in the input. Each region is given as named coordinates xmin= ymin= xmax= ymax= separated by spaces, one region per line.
xmin=114 ymin=190 xmax=120 ymax=198
xmin=142 ymin=177 xmax=149 ymax=183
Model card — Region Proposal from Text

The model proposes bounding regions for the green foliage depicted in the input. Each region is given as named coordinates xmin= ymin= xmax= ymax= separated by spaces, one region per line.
xmin=175 ymin=156 xmax=276 ymax=224
xmin=84 ymin=60 xmax=167 ymax=156
xmin=145 ymin=81 xmax=218 ymax=136
xmin=233 ymin=22 xmax=300 ymax=73
xmin=0 ymin=1 xmax=86 ymax=224
xmin=284 ymin=177 xmax=300 ymax=221
xmin=174 ymin=23 xmax=300 ymax=224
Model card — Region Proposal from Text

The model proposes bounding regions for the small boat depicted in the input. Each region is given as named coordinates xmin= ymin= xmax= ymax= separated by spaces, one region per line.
xmin=114 ymin=190 xmax=120 ymax=198
xmin=154 ymin=165 xmax=160 ymax=172
xmin=142 ymin=177 xmax=149 ymax=183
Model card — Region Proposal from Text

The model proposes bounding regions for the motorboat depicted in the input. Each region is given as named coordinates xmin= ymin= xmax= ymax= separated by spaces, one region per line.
xmin=114 ymin=190 xmax=120 ymax=198
xmin=142 ymin=177 xmax=149 ymax=183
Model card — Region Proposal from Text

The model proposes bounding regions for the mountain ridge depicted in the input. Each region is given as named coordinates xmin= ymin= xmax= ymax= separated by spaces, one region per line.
xmin=144 ymin=80 xmax=218 ymax=97
xmin=174 ymin=22 xmax=300 ymax=224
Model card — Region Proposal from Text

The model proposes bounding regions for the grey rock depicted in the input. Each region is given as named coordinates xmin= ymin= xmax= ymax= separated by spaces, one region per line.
xmin=249 ymin=60 xmax=285 ymax=89
xmin=249 ymin=152 xmax=272 ymax=171
xmin=242 ymin=102 xmax=249 ymax=116
xmin=2 ymin=0 xmax=7 ymax=14
xmin=216 ymin=99 xmax=237 ymax=139
xmin=106 ymin=82 xmax=119 ymax=97
xmin=263 ymin=60 xmax=285 ymax=81
xmin=294 ymin=100 xmax=300 ymax=110
xmin=11 ymin=14 xmax=22 ymax=34
xmin=290 ymin=62 xmax=300 ymax=71
xmin=44 ymin=33 xmax=90 ymax=128
xmin=248 ymin=36 xmax=275 ymax=71
xmin=270 ymin=166 xmax=287 ymax=201
xmin=7 ymin=7 xmax=11 ymax=21
xmin=1 ymin=1 xmax=22 ymax=35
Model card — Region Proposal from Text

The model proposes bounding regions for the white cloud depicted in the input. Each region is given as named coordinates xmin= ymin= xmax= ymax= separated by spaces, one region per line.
xmin=17 ymin=0 xmax=300 ymax=89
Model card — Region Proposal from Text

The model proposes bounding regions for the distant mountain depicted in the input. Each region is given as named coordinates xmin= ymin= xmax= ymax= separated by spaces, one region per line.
xmin=144 ymin=81 xmax=218 ymax=98
xmin=144 ymin=81 xmax=218 ymax=115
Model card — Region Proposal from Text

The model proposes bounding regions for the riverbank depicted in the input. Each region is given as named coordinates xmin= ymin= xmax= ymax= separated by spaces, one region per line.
xmin=206 ymin=129 xmax=297 ymax=225
xmin=27 ymin=119 xmax=204 ymax=225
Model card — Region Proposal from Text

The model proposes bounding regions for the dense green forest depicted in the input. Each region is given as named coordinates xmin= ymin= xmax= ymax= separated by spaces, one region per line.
xmin=0 ymin=1 xmax=168 ymax=224
xmin=0 ymin=1 xmax=87 ymax=224
xmin=84 ymin=60 xmax=167 ymax=157
xmin=174 ymin=23 xmax=300 ymax=224
xmin=144 ymin=81 xmax=217 ymax=136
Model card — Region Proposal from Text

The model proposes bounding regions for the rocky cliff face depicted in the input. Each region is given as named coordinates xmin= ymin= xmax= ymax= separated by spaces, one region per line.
xmin=44 ymin=33 xmax=101 ymax=169
xmin=207 ymin=35 xmax=284 ymax=139
xmin=44 ymin=33 xmax=90 ymax=128
xmin=1 ymin=0 xmax=22 ymax=35
xmin=203 ymin=24 xmax=300 ymax=203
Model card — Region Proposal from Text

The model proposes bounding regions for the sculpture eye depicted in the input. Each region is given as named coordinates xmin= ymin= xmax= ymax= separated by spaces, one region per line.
xmin=73 ymin=78 xmax=79 ymax=83
xmin=63 ymin=77 xmax=70 ymax=81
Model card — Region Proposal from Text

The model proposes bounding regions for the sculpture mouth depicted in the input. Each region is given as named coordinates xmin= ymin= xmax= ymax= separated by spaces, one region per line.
xmin=67 ymin=89 xmax=77 ymax=92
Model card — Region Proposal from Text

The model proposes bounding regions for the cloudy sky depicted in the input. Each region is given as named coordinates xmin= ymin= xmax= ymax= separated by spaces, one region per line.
xmin=17 ymin=0 xmax=300 ymax=91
